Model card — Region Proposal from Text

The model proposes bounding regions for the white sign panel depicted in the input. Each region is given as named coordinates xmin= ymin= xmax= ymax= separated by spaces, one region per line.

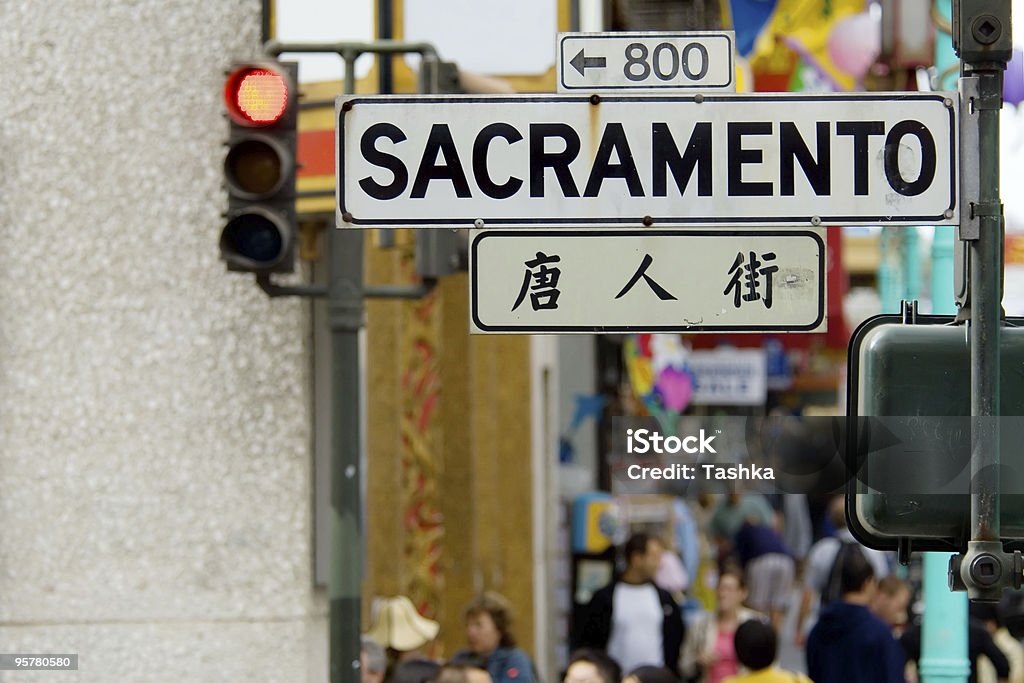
xmin=470 ymin=229 xmax=826 ymax=333
xmin=689 ymin=349 xmax=768 ymax=405
xmin=557 ymin=31 xmax=735 ymax=93
xmin=338 ymin=93 xmax=957 ymax=228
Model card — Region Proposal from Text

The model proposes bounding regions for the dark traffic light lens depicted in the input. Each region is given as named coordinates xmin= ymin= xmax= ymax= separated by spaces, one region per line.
xmin=221 ymin=211 xmax=286 ymax=269
xmin=225 ymin=137 xmax=285 ymax=198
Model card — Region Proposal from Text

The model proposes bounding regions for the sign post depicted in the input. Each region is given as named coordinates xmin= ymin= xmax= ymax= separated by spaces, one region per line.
xmin=947 ymin=0 xmax=1018 ymax=600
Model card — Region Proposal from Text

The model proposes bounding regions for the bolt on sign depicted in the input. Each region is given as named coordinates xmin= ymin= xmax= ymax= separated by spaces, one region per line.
xmin=337 ymin=92 xmax=958 ymax=228
xmin=469 ymin=228 xmax=826 ymax=333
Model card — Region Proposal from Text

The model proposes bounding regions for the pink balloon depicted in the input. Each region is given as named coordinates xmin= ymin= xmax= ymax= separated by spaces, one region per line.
xmin=656 ymin=366 xmax=693 ymax=413
xmin=827 ymin=12 xmax=881 ymax=79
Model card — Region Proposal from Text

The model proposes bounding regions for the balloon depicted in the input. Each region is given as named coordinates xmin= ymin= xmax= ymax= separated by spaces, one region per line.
xmin=1006 ymin=48 xmax=1024 ymax=107
xmin=826 ymin=12 xmax=880 ymax=79
xmin=656 ymin=366 xmax=694 ymax=413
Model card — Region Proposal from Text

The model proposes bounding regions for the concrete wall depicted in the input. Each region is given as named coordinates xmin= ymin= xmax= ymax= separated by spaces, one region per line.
xmin=0 ymin=2 xmax=325 ymax=680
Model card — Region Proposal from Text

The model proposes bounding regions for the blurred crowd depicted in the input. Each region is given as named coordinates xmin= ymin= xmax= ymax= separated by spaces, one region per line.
xmin=360 ymin=493 xmax=1024 ymax=683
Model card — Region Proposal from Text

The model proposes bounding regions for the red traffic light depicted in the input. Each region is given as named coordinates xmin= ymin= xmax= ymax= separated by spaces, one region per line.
xmin=225 ymin=65 xmax=290 ymax=126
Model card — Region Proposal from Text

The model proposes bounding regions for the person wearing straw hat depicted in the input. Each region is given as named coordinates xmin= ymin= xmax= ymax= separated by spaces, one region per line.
xmin=365 ymin=595 xmax=441 ymax=677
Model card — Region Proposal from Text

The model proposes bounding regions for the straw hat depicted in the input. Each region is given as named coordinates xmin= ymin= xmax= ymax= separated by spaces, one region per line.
xmin=364 ymin=596 xmax=440 ymax=652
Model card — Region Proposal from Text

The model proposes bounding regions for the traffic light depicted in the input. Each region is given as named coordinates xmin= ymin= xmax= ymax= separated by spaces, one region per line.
xmin=220 ymin=60 xmax=298 ymax=273
xmin=847 ymin=313 xmax=1024 ymax=556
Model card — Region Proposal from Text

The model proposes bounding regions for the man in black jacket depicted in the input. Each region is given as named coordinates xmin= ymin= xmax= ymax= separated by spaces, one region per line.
xmin=579 ymin=533 xmax=684 ymax=675
xmin=806 ymin=549 xmax=905 ymax=683
xmin=900 ymin=602 xmax=1011 ymax=683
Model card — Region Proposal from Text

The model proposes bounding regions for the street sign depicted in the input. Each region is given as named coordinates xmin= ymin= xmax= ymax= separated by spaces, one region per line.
xmin=338 ymin=93 xmax=958 ymax=228
xmin=556 ymin=31 xmax=736 ymax=93
xmin=469 ymin=228 xmax=826 ymax=333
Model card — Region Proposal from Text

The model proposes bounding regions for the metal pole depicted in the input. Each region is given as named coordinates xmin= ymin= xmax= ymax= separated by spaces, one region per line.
xmin=969 ymin=68 xmax=1003 ymax=545
xmin=328 ymin=225 xmax=365 ymax=683
xmin=259 ymin=41 xmax=442 ymax=679
xmin=952 ymin=0 xmax=1017 ymax=600
xmin=378 ymin=0 xmax=393 ymax=94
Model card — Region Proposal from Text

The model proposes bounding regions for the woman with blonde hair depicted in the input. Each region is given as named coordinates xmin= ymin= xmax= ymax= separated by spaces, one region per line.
xmin=451 ymin=591 xmax=536 ymax=683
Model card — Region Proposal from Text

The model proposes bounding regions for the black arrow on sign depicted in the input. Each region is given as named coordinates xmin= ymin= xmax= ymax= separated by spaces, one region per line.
xmin=569 ymin=49 xmax=607 ymax=76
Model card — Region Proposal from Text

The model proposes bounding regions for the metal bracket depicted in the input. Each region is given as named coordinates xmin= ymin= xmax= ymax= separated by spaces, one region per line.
xmin=971 ymin=201 xmax=1004 ymax=217
xmin=951 ymin=541 xmax=1024 ymax=599
xmin=973 ymin=89 xmax=1004 ymax=110
xmin=897 ymin=537 xmax=913 ymax=566
xmin=900 ymin=299 xmax=920 ymax=324
xmin=257 ymin=274 xmax=328 ymax=299
xmin=959 ymin=76 xmax=981 ymax=241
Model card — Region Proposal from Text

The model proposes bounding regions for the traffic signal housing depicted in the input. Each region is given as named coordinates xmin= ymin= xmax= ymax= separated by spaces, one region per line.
xmin=220 ymin=60 xmax=298 ymax=273
xmin=847 ymin=313 xmax=1024 ymax=555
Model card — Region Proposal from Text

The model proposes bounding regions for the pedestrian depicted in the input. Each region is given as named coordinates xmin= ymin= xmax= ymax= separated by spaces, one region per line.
xmin=392 ymin=659 xmax=443 ymax=683
xmin=780 ymin=494 xmax=812 ymax=568
xmin=901 ymin=609 xmax=1011 ymax=683
xmin=578 ymin=532 xmax=685 ymax=676
xmin=435 ymin=664 xmax=494 ymax=683
xmin=722 ymin=620 xmax=810 ymax=683
xmin=451 ymin=591 xmax=536 ymax=683
xmin=623 ymin=665 xmax=680 ymax=683
xmin=679 ymin=569 xmax=764 ymax=683
xmin=805 ymin=549 xmax=904 ymax=683
xmin=361 ymin=636 xmax=387 ymax=683
xmin=364 ymin=595 xmax=440 ymax=680
xmin=731 ymin=521 xmax=794 ymax=630
xmin=708 ymin=494 xmax=775 ymax=569
xmin=563 ymin=648 xmax=621 ymax=683
xmin=869 ymin=575 xmax=911 ymax=635
xmin=974 ymin=600 xmax=1024 ymax=683
xmin=794 ymin=495 xmax=889 ymax=645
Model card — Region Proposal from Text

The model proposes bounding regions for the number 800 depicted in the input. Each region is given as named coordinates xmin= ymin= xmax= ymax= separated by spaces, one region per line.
xmin=624 ymin=42 xmax=709 ymax=82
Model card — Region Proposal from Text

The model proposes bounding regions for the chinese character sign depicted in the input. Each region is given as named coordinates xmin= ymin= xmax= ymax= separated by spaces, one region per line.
xmin=471 ymin=229 xmax=826 ymax=334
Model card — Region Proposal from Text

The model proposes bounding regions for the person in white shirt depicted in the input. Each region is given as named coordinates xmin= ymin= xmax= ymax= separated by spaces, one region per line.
xmin=577 ymin=533 xmax=685 ymax=676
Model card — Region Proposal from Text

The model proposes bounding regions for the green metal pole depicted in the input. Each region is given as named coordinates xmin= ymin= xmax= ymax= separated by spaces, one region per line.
xmin=259 ymin=39 xmax=441 ymax=683
xmin=329 ymin=225 xmax=365 ymax=683
xmin=919 ymin=3 xmax=969 ymax=678
xmin=332 ymin=56 xmax=365 ymax=683
xmin=969 ymin=66 xmax=1003 ymax=547
xmin=955 ymin=0 xmax=1010 ymax=601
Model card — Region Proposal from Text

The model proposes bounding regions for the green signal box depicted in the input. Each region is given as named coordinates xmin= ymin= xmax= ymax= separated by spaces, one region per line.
xmin=848 ymin=313 xmax=1024 ymax=557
